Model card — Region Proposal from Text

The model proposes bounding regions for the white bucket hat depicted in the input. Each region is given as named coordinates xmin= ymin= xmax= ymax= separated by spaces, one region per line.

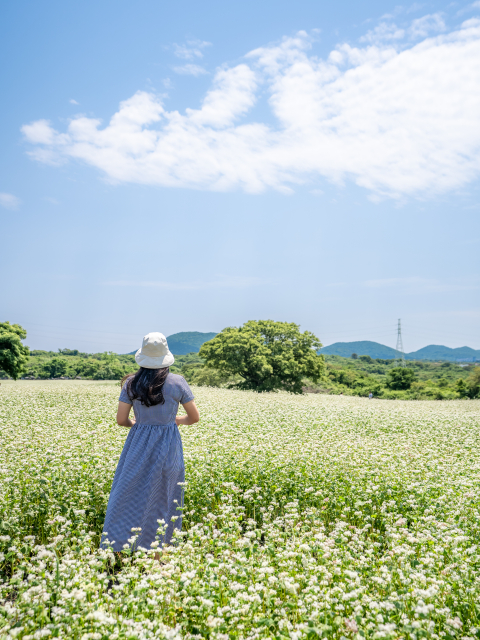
xmin=135 ymin=332 xmax=175 ymax=369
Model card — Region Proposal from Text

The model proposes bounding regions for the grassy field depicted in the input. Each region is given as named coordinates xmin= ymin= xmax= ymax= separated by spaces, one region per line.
xmin=1 ymin=382 xmax=480 ymax=640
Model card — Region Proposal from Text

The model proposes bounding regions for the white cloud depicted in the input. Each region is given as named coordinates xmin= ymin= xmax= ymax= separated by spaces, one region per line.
xmin=363 ymin=277 xmax=480 ymax=293
xmin=103 ymin=276 xmax=265 ymax=290
xmin=23 ymin=119 xmax=57 ymax=144
xmin=173 ymin=40 xmax=211 ymax=60
xmin=409 ymin=13 xmax=446 ymax=38
xmin=0 ymin=192 xmax=21 ymax=209
xmin=70 ymin=99 xmax=79 ymax=105
xmin=173 ymin=64 xmax=208 ymax=76
xmin=21 ymin=17 xmax=480 ymax=198
xmin=360 ymin=22 xmax=405 ymax=44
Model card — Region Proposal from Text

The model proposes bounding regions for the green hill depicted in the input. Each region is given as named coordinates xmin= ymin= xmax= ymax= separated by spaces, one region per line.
xmin=319 ymin=341 xmax=399 ymax=359
xmin=319 ymin=341 xmax=480 ymax=362
xmin=166 ymin=332 xmax=217 ymax=355
xmin=128 ymin=333 xmax=480 ymax=362
xmin=407 ymin=345 xmax=480 ymax=361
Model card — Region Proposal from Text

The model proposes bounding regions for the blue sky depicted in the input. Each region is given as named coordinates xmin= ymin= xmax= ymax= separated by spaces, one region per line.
xmin=1 ymin=0 xmax=479 ymax=354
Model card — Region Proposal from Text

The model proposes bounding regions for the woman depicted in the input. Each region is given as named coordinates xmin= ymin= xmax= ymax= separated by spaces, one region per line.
xmin=101 ymin=332 xmax=199 ymax=552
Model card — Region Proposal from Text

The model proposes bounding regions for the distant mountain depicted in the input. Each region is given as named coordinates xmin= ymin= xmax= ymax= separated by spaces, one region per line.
xmin=319 ymin=341 xmax=399 ymax=359
xmin=319 ymin=340 xmax=480 ymax=362
xmin=128 ymin=334 xmax=479 ymax=361
xmin=128 ymin=331 xmax=217 ymax=356
xmin=407 ymin=345 xmax=480 ymax=361
xmin=166 ymin=332 xmax=217 ymax=355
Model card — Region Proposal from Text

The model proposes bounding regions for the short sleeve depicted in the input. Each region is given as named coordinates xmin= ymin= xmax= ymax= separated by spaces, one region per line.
xmin=179 ymin=378 xmax=194 ymax=404
xmin=119 ymin=382 xmax=132 ymax=405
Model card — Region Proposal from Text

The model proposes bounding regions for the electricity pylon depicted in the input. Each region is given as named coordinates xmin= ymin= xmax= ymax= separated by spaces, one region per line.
xmin=396 ymin=318 xmax=405 ymax=367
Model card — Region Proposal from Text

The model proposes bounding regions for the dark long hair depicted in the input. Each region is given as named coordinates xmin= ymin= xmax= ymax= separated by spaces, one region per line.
xmin=121 ymin=367 xmax=170 ymax=407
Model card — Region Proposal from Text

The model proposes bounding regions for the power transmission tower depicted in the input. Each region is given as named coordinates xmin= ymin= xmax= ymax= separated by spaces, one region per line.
xmin=396 ymin=318 xmax=405 ymax=367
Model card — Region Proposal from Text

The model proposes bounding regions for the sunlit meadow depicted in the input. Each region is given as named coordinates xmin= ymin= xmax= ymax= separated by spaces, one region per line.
xmin=1 ymin=381 xmax=480 ymax=640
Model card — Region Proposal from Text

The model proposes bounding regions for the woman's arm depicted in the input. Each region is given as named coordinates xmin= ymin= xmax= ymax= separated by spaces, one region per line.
xmin=176 ymin=400 xmax=200 ymax=426
xmin=116 ymin=401 xmax=135 ymax=427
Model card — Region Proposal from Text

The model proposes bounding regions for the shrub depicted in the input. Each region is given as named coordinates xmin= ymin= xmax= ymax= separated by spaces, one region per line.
xmin=386 ymin=367 xmax=417 ymax=390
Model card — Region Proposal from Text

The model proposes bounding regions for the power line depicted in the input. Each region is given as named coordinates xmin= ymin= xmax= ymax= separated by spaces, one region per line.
xmin=402 ymin=325 xmax=480 ymax=342
xmin=26 ymin=330 xmax=132 ymax=343
xmin=26 ymin=333 xmax=133 ymax=350
xmin=318 ymin=328 xmax=397 ymax=339
xmin=22 ymin=322 xmax=143 ymax=338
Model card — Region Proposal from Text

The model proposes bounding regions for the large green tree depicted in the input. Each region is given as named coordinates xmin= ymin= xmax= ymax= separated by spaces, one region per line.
xmin=0 ymin=321 xmax=29 ymax=380
xmin=199 ymin=320 xmax=324 ymax=393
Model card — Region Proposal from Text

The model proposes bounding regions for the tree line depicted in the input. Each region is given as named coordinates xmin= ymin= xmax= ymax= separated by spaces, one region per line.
xmin=1 ymin=320 xmax=479 ymax=399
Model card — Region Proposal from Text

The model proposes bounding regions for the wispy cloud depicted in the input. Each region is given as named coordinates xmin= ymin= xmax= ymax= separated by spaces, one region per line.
xmin=69 ymin=99 xmax=79 ymax=105
xmin=172 ymin=40 xmax=211 ymax=60
xmin=363 ymin=277 xmax=480 ymax=293
xmin=102 ymin=276 xmax=266 ymax=290
xmin=360 ymin=22 xmax=405 ymax=43
xmin=0 ymin=192 xmax=21 ymax=210
xmin=363 ymin=13 xmax=446 ymax=43
xmin=457 ymin=1 xmax=480 ymax=16
xmin=173 ymin=64 xmax=208 ymax=76
xmin=21 ymin=15 xmax=480 ymax=199
xmin=409 ymin=13 xmax=446 ymax=38
xmin=380 ymin=4 xmax=426 ymax=20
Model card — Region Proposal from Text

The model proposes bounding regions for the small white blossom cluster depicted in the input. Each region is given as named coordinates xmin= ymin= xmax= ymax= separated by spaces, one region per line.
xmin=0 ymin=381 xmax=480 ymax=640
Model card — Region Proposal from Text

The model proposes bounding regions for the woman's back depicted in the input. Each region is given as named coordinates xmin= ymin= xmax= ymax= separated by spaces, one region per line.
xmin=120 ymin=372 xmax=193 ymax=425
xmin=103 ymin=332 xmax=199 ymax=552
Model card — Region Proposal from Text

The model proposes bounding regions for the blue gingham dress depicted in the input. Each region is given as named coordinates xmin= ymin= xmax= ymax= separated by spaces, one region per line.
xmin=101 ymin=373 xmax=194 ymax=552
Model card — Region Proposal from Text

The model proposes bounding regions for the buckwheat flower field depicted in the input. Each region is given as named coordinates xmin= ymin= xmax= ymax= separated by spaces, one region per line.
xmin=1 ymin=382 xmax=480 ymax=640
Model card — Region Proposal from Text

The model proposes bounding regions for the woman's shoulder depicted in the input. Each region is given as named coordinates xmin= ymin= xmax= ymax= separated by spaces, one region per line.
xmin=166 ymin=373 xmax=192 ymax=399
xmin=167 ymin=372 xmax=188 ymax=386
xmin=166 ymin=372 xmax=194 ymax=403
xmin=121 ymin=373 xmax=135 ymax=387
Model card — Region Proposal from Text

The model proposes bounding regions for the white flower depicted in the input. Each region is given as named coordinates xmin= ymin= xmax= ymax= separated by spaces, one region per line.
xmin=447 ymin=618 xmax=463 ymax=630
xmin=345 ymin=619 xmax=359 ymax=633
xmin=206 ymin=616 xmax=223 ymax=628
xmin=373 ymin=623 xmax=397 ymax=638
